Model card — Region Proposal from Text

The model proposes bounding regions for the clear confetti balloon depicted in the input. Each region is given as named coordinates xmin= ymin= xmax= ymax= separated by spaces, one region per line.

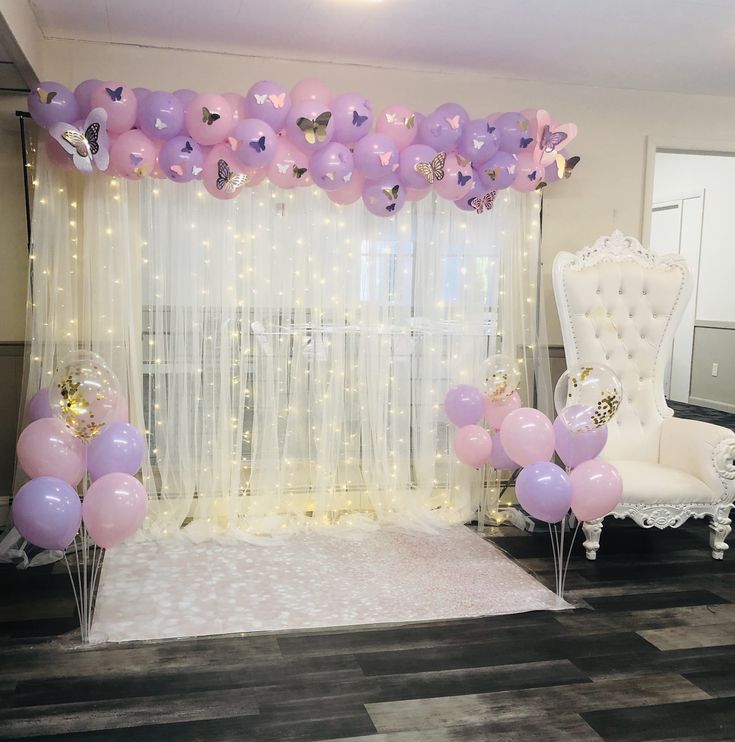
xmin=482 ymin=354 xmax=521 ymax=401
xmin=554 ymin=363 xmax=623 ymax=432
xmin=49 ymin=351 xmax=121 ymax=442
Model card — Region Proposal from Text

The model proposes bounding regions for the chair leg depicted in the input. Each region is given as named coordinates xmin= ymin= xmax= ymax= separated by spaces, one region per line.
xmin=710 ymin=506 xmax=732 ymax=560
xmin=582 ymin=518 xmax=604 ymax=560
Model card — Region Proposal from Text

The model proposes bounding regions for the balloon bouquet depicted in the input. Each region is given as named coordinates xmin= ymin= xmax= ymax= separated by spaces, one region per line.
xmin=12 ymin=351 xmax=147 ymax=642
xmin=445 ymin=357 xmax=624 ymax=598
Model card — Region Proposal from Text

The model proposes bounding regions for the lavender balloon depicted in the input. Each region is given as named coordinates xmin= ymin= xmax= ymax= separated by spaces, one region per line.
xmin=454 ymin=176 xmax=488 ymax=212
xmin=137 ymin=91 xmax=184 ymax=140
xmin=444 ymin=384 xmax=485 ymax=427
xmin=476 ymin=150 xmax=518 ymax=190
xmin=418 ymin=109 xmax=462 ymax=152
xmin=353 ymin=133 xmax=398 ymax=180
xmin=516 ymin=461 xmax=571 ymax=523
xmin=74 ymin=79 xmax=102 ymax=117
xmin=331 ymin=93 xmax=373 ymax=145
xmin=435 ymin=102 xmax=469 ymax=128
xmin=309 ymin=142 xmax=354 ymax=191
xmin=398 ymin=143 xmax=439 ymax=189
xmin=231 ymin=118 xmax=277 ymax=169
xmin=87 ymin=422 xmax=146 ymax=481
xmin=28 ymin=82 xmax=80 ymax=129
xmin=554 ymin=406 xmax=608 ymax=469
xmin=244 ymin=80 xmax=291 ymax=131
xmin=133 ymin=87 xmax=151 ymax=103
xmin=458 ymin=118 xmax=500 ymax=162
xmin=27 ymin=388 xmax=52 ymax=423
xmin=12 ymin=476 xmax=81 ymax=550
xmin=495 ymin=112 xmax=531 ymax=154
xmin=362 ymin=177 xmax=406 ymax=217
xmin=489 ymin=433 xmax=518 ymax=470
xmin=159 ymin=135 xmax=205 ymax=183
xmin=173 ymin=89 xmax=197 ymax=109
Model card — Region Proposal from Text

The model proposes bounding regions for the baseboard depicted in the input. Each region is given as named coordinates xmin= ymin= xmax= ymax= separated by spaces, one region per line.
xmin=688 ymin=396 xmax=735 ymax=414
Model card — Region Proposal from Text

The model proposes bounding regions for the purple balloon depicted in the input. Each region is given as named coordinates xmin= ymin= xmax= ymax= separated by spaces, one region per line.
xmin=435 ymin=102 xmax=470 ymax=128
xmin=459 ymin=118 xmax=500 ymax=162
xmin=27 ymin=388 xmax=52 ymax=423
xmin=310 ymin=142 xmax=354 ymax=191
xmin=28 ymin=82 xmax=80 ymax=129
xmin=476 ymin=150 xmax=518 ymax=190
xmin=516 ymin=461 xmax=571 ymax=523
xmin=444 ymin=384 xmax=485 ymax=427
xmin=244 ymin=80 xmax=291 ymax=132
xmin=12 ymin=476 xmax=81 ymax=550
xmin=159 ymin=135 xmax=205 ymax=183
xmin=137 ymin=91 xmax=184 ymax=141
xmin=231 ymin=118 xmax=277 ymax=168
xmin=173 ymin=89 xmax=198 ymax=109
xmin=74 ymin=79 xmax=102 ymax=117
xmin=398 ymin=143 xmax=438 ymax=189
xmin=362 ymin=177 xmax=406 ymax=218
xmin=87 ymin=422 xmax=146 ymax=481
xmin=331 ymin=93 xmax=373 ymax=145
xmin=495 ymin=112 xmax=531 ymax=154
xmin=133 ymin=87 xmax=151 ymax=103
xmin=454 ymin=175 xmax=492 ymax=212
xmin=353 ymin=133 xmax=398 ymax=180
xmin=554 ymin=407 xmax=608 ymax=469
xmin=489 ymin=433 xmax=518 ymax=470
xmin=418 ymin=109 xmax=462 ymax=152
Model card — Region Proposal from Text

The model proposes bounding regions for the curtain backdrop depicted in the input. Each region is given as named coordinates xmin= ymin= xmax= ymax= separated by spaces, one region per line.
xmin=20 ymin=146 xmax=549 ymax=540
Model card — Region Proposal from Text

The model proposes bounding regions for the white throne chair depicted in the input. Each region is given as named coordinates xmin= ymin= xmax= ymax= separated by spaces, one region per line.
xmin=553 ymin=231 xmax=735 ymax=560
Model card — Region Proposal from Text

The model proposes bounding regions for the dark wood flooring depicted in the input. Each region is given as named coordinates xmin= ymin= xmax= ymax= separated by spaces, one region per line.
xmin=2 ymin=401 xmax=735 ymax=741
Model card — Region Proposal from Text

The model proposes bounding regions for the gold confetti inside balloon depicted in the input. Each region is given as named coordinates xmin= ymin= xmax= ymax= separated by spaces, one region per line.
xmin=554 ymin=363 xmax=622 ymax=432
xmin=49 ymin=351 xmax=121 ymax=442
xmin=482 ymin=354 xmax=521 ymax=401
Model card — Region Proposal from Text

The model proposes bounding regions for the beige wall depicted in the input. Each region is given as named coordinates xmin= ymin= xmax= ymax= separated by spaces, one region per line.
xmin=37 ymin=39 xmax=735 ymax=345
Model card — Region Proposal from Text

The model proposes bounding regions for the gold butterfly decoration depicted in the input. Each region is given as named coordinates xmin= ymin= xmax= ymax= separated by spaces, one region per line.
xmin=518 ymin=119 xmax=528 ymax=131
xmin=202 ymin=107 xmax=221 ymax=125
xmin=556 ymin=154 xmax=580 ymax=179
xmin=292 ymin=164 xmax=307 ymax=179
xmin=404 ymin=114 xmax=415 ymax=129
xmin=415 ymin=151 xmax=446 ymax=184
xmin=485 ymin=166 xmax=500 ymax=181
xmin=37 ymin=87 xmax=57 ymax=104
xmin=61 ymin=123 xmax=100 ymax=159
xmin=296 ymin=111 xmax=331 ymax=144
xmin=382 ymin=184 xmax=400 ymax=201
xmin=216 ymin=159 xmax=248 ymax=193
xmin=456 ymin=154 xmax=470 ymax=168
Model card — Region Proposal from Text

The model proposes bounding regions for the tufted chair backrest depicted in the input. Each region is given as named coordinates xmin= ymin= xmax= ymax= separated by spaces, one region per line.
xmin=552 ymin=231 xmax=692 ymax=462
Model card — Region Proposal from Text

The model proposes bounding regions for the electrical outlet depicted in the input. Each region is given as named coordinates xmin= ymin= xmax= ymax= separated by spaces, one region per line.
xmin=712 ymin=362 xmax=719 ymax=377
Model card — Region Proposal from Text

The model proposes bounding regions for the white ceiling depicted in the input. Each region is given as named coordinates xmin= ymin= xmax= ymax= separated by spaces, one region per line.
xmin=27 ymin=0 xmax=735 ymax=97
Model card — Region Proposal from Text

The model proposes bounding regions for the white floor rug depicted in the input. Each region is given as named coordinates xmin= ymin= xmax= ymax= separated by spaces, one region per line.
xmin=90 ymin=525 xmax=568 ymax=643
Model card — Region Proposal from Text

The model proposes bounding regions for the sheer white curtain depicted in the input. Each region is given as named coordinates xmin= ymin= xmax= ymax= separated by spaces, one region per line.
xmin=21 ymin=145 xmax=548 ymax=540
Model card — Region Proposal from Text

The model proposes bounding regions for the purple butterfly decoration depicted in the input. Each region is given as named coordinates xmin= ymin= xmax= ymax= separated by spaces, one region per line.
xmin=352 ymin=110 xmax=368 ymax=127
xmin=105 ymin=86 xmax=123 ymax=102
xmin=539 ymin=124 xmax=568 ymax=153
xmin=181 ymin=140 xmax=193 ymax=153
xmin=520 ymin=137 xmax=533 ymax=149
xmin=385 ymin=203 xmax=397 ymax=212
xmin=249 ymin=135 xmax=266 ymax=153
xmin=130 ymin=153 xmax=143 ymax=166
xmin=487 ymin=124 xmax=496 ymax=134
xmin=527 ymin=170 xmax=537 ymax=181
xmin=49 ymin=107 xmax=110 ymax=174
xmin=457 ymin=171 xmax=471 ymax=187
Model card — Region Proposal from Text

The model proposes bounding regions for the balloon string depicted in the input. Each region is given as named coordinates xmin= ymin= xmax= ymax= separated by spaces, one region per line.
xmin=62 ymin=553 xmax=82 ymax=629
xmin=548 ymin=523 xmax=559 ymax=595
xmin=560 ymin=521 xmax=580 ymax=597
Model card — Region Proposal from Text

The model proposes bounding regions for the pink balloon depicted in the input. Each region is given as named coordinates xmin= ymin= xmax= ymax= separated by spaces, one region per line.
xmin=16 ymin=418 xmax=86 ymax=487
xmin=244 ymin=81 xmax=291 ymax=131
xmin=223 ymin=92 xmax=247 ymax=124
xmin=512 ymin=154 xmax=544 ymax=192
xmin=405 ymin=186 xmax=431 ymax=202
xmin=570 ymin=460 xmax=623 ymax=522
xmin=45 ymin=134 xmax=74 ymax=170
xmin=454 ymin=425 xmax=493 ymax=469
xmin=110 ymin=130 xmax=157 ymax=179
xmin=376 ymin=104 xmax=418 ymax=149
xmin=267 ymin=140 xmax=309 ymax=189
xmin=82 ymin=473 xmax=148 ymax=549
xmin=485 ymin=391 xmax=521 ymax=430
xmin=499 ymin=407 xmax=554 ymax=467
xmin=202 ymin=143 xmax=249 ymax=200
xmin=110 ymin=393 xmax=129 ymax=423
xmin=184 ymin=93 xmax=234 ymax=146
xmin=90 ymin=82 xmax=137 ymax=134
xmin=327 ymin=171 xmax=365 ymax=205
xmin=434 ymin=151 xmax=475 ymax=201
xmin=291 ymin=78 xmax=333 ymax=105
xmin=149 ymin=140 xmax=166 ymax=179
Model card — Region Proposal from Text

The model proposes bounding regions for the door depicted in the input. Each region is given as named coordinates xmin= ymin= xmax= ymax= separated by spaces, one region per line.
xmin=649 ymin=192 xmax=704 ymax=402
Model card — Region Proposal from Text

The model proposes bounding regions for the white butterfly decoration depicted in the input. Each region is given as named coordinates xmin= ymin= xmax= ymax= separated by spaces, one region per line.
xmin=254 ymin=93 xmax=268 ymax=105
xmin=50 ymin=107 xmax=109 ymax=173
xmin=154 ymin=117 xmax=167 ymax=130
xmin=473 ymin=139 xmax=483 ymax=150
xmin=276 ymin=163 xmax=289 ymax=174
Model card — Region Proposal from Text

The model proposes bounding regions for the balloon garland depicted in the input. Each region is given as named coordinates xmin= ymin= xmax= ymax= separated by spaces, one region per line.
xmin=28 ymin=78 xmax=580 ymax=216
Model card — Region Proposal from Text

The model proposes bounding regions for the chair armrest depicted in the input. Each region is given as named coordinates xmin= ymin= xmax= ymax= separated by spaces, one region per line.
xmin=660 ymin=417 xmax=735 ymax=503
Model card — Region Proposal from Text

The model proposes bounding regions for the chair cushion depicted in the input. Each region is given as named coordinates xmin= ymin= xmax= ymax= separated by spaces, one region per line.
xmin=608 ymin=459 xmax=717 ymax=505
